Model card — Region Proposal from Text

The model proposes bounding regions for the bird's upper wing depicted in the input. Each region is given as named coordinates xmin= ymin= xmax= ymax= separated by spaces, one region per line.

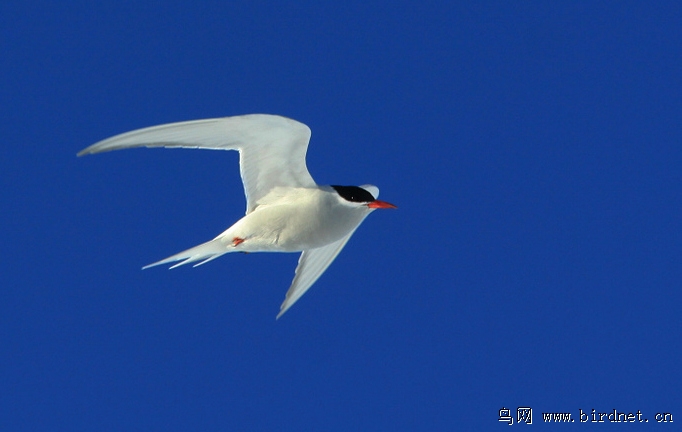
xmin=277 ymin=229 xmax=357 ymax=319
xmin=78 ymin=114 xmax=316 ymax=213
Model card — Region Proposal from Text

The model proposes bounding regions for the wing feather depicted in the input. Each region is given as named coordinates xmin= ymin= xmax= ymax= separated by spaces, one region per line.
xmin=276 ymin=230 xmax=357 ymax=319
xmin=78 ymin=114 xmax=316 ymax=213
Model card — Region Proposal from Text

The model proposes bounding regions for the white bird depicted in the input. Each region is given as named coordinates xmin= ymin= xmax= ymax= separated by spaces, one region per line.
xmin=78 ymin=114 xmax=396 ymax=318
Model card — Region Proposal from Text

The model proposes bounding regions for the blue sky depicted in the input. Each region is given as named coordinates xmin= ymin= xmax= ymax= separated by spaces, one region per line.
xmin=2 ymin=1 xmax=680 ymax=430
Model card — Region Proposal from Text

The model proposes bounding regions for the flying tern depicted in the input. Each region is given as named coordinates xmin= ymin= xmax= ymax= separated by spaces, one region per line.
xmin=78 ymin=114 xmax=396 ymax=318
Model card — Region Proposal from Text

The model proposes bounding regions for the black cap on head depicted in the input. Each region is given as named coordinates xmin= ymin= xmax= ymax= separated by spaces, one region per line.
xmin=331 ymin=185 xmax=375 ymax=203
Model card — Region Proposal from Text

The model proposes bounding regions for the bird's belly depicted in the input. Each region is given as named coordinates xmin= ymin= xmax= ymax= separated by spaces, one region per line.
xmin=224 ymin=203 xmax=360 ymax=252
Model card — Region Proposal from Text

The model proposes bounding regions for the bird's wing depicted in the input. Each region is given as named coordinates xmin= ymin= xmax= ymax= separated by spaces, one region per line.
xmin=78 ymin=114 xmax=316 ymax=213
xmin=277 ymin=230 xmax=357 ymax=319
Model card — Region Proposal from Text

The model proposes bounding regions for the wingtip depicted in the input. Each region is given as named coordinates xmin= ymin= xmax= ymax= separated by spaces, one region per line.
xmin=77 ymin=146 xmax=112 ymax=157
xmin=77 ymin=145 xmax=104 ymax=157
xmin=276 ymin=302 xmax=293 ymax=320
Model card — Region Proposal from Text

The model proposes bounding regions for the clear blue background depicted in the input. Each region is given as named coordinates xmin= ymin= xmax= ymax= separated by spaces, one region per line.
xmin=2 ymin=1 xmax=680 ymax=430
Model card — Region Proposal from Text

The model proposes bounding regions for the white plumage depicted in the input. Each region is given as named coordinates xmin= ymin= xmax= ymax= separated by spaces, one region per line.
xmin=79 ymin=114 xmax=395 ymax=318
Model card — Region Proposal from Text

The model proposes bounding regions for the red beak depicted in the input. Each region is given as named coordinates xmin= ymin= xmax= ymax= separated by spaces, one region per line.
xmin=368 ymin=200 xmax=397 ymax=209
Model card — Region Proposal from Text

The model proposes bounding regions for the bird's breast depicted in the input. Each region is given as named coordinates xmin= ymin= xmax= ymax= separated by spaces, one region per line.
xmin=233 ymin=189 xmax=365 ymax=251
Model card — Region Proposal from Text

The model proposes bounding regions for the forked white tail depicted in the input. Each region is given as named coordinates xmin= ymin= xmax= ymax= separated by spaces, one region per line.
xmin=142 ymin=237 xmax=229 ymax=270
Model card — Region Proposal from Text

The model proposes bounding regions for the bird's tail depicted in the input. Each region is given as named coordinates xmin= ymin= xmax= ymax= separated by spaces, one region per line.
xmin=143 ymin=237 xmax=229 ymax=270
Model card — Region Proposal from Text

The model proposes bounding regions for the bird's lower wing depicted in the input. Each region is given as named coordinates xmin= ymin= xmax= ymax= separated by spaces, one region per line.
xmin=277 ymin=231 xmax=356 ymax=319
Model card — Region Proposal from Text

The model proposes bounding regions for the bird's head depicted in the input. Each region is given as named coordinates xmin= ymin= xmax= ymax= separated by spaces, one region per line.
xmin=331 ymin=185 xmax=397 ymax=210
